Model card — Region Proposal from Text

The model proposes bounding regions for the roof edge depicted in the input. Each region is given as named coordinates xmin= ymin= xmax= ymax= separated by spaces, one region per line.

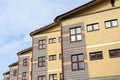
xmin=17 ymin=47 xmax=32 ymax=56
xmin=3 ymin=71 xmax=10 ymax=75
xmin=54 ymin=0 xmax=96 ymax=22
xmin=30 ymin=22 xmax=58 ymax=37
xmin=9 ymin=62 xmax=18 ymax=67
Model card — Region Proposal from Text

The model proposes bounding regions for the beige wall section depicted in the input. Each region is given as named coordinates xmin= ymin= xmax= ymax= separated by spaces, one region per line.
xmin=87 ymin=43 xmax=120 ymax=78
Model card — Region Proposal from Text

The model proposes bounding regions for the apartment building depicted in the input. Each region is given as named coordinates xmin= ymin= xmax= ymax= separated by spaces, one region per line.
xmin=3 ymin=71 xmax=10 ymax=80
xmin=9 ymin=62 xmax=18 ymax=80
xmin=30 ymin=22 xmax=62 ymax=80
xmin=3 ymin=0 xmax=120 ymax=80
xmin=54 ymin=0 xmax=120 ymax=79
xmin=17 ymin=47 xmax=32 ymax=80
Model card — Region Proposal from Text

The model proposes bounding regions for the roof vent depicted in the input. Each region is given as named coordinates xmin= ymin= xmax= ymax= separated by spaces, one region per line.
xmin=110 ymin=0 xmax=115 ymax=7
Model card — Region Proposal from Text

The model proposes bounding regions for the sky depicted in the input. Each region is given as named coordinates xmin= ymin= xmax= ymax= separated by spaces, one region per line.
xmin=0 ymin=0 xmax=91 ymax=79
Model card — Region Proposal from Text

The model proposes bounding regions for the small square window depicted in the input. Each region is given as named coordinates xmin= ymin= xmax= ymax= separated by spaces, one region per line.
xmin=87 ymin=23 xmax=99 ymax=32
xmin=90 ymin=51 xmax=103 ymax=60
xmin=49 ymin=55 xmax=56 ymax=61
xmin=105 ymin=19 xmax=118 ymax=28
xmin=38 ymin=75 xmax=46 ymax=80
xmin=13 ymin=70 xmax=17 ymax=76
xmin=71 ymin=54 xmax=85 ymax=71
xmin=49 ymin=74 xmax=57 ymax=80
xmin=109 ymin=49 xmax=120 ymax=58
xmin=23 ymin=59 xmax=28 ymax=66
xmin=70 ymin=27 xmax=82 ymax=42
xmin=49 ymin=38 xmax=56 ymax=44
xmin=38 ymin=39 xmax=46 ymax=50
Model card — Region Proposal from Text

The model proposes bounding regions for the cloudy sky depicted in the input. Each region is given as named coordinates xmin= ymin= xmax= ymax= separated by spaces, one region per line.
xmin=0 ymin=0 xmax=91 ymax=79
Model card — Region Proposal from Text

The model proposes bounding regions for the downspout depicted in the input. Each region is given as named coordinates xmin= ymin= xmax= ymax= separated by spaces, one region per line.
xmin=59 ymin=21 xmax=64 ymax=80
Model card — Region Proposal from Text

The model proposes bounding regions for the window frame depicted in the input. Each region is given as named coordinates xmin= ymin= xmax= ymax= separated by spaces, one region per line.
xmin=23 ymin=58 xmax=28 ymax=66
xmin=105 ymin=19 xmax=118 ymax=28
xmin=109 ymin=49 xmax=120 ymax=58
xmin=38 ymin=56 xmax=46 ymax=67
xmin=87 ymin=23 xmax=99 ymax=32
xmin=70 ymin=26 xmax=82 ymax=42
xmin=38 ymin=75 xmax=46 ymax=80
xmin=13 ymin=70 xmax=17 ymax=76
xmin=22 ymin=72 xmax=27 ymax=80
xmin=49 ymin=55 xmax=56 ymax=61
xmin=49 ymin=38 xmax=56 ymax=44
xmin=59 ymin=54 xmax=62 ymax=59
xmin=71 ymin=53 xmax=85 ymax=71
xmin=89 ymin=51 xmax=103 ymax=60
xmin=49 ymin=74 xmax=57 ymax=80
xmin=38 ymin=39 xmax=46 ymax=50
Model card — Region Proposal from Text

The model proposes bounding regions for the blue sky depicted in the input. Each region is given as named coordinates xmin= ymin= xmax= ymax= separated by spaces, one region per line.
xmin=0 ymin=0 xmax=91 ymax=79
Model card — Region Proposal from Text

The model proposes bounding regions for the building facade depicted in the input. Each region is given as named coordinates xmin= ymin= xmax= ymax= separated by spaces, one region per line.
xmin=3 ymin=71 xmax=10 ymax=80
xmin=17 ymin=47 xmax=32 ymax=80
xmin=9 ymin=62 xmax=18 ymax=80
xmin=3 ymin=0 xmax=120 ymax=80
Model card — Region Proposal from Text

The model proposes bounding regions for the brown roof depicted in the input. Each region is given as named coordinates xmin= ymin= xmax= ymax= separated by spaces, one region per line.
xmin=9 ymin=62 xmax=18 ymax=67
xmin=30 ymin=22 xmax=58 ymax=36
xmin=17 ymin=47 xmax=32 ymax=56
xmin=54 ymin=0 xmax=101 ymax=22
xmin=3 ymin=71 xmax=10 ymax=75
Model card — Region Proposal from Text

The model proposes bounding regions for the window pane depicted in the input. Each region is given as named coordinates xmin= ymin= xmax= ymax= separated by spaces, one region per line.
xmin=105 ymin=22 xmax=111 ymax=28
xmin=77 ymin=34 xmax=82 ymax=41
xmin=50 ymin=75 xmax=53 ymax=80
xmin=72 ymin=55 xmax=77 ymax=62
xmin=78 ymin=54 xmax=83 ymax=61
xmin=118 ymin=50 xmax=120 ymax=56
xmin=79 ymin=62 xmax=84 ymax=69
xmin=39 ymin=41 xmax=42 ymax=44
xmin=53 ymin=38 xmax=56 ymax=42
xmin=112 ymin=20 xmax=117 ymax=26
xmin=72 ymin=63 xmax=78 ymax=70
xmin=109 ymin=51 xmax=115 ymax=57
xmin=97 ymin=52 xmax=102 ymax=59
xmin=70 ymin=29 xmax=75 ymax=34
xmin=43 ymin=40 xmax=46 ymax=44
xmin=71 ymin=36 xmax=76 ymax=42
xmin=54 ymin=75 xmax=57 ymax=79
xmin=90 ymin=53 xmax=96 ymax=59
xmin=76 ymin=27 xmax=81 ymax=33
xmin=39 ymin=45 xmax=42 ymax=49
xmin=43 ymin=45 xmax=46 ymax=48
xmin=87 ymin=25 xmax=92 ymax=31
xmin=94 ymin=24 xmax=99 ymax=30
